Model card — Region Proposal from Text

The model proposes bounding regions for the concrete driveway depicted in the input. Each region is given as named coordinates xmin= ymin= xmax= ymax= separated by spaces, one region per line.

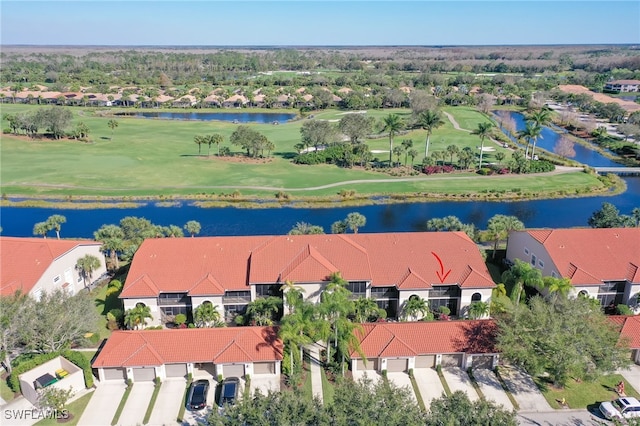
xmin=182 ymin=378 xmax=219 ymax=426
xmin=116 ymin=381 xmax=154 ymax=426
xmin=386 ymin=372 xmax=416 ymax=402
xmin=78 ymin=382 xmax=126 ymax=426
xmin=352 ymin=370 xmax=382 ymax=386
xmin=473 ymin=368 xmax=514 ymax=410
xmin=441 ymin=367 xmax=479 ymax=401
xmin=500 ymin=365 xmax=551 ymax=412
xmin=251 ymin=374 xmax=280 ymax=396
xmin=148 ymin=378 xmax=186 ymax=426
xmin=619 ymin=364 xmax=640 ymax=390
xmin=413 ymin=368 xmax=445 ymax=408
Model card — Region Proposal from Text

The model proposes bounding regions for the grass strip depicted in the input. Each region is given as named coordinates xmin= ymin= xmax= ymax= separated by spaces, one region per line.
xmin=302 ymin=362 xmax=313 ymax=401
xmin=142 ymin=381 xmax=162 ymax=424
xmin=320 ymin=369 xmax=334 ymax=406
xmin=111 ymin=383 xmax=133 ymax=426
xmin=494 ymin=367 xmax=520 ymax=410
xmin=536 ymin=374 xmax=640 ymax=410
xmin=436 ymin=366 xmax=452 ymax=397
xmin=176 ymin=377 xmax=192 ymax=423
xmin=466 ymin=368 xmax=485 ymax=400
xmin=34 ymin=391 xmax=94 ymax=426
xmin=0 ymin=376 xmax=15 ymax=402
xmin=408 ymin=371 xmax=426 ymax=411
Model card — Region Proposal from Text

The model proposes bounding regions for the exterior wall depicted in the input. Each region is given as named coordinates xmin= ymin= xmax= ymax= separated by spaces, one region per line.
xmin=459 ymin=288 xmax=493 ymax=318
xmin=506 ymin=233 xmax=558 ymax=278
xmin=18 ymin=357 xmax=84 ymax=405
xmin=298 ymin=282 xmax=327 ymax=304
xmin=33 ymin=244 xmax=106 ymax=298
xmin=398 ymin=290 xmax=430 ymax=319
xmin=122 ymin=297 xmax=161 ymax=327
xmin=624 ymin=283 xmax=640 ymax=313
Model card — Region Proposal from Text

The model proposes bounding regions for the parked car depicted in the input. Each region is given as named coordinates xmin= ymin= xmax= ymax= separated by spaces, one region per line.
xmin=187 ymin=379 xmax=210 ymax=411
xmin=217 ymin=377 xmax=240 ymax=408
xmin=599 ymin=397 xmax=640 ymax=420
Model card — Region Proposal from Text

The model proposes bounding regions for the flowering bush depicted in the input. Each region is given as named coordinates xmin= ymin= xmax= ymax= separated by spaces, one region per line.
xmin=423 ymin=165 xmax=455 ymax=175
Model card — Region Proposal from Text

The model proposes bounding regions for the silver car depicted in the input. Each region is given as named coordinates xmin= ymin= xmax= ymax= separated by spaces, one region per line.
xmin=600 ymin=397 xmax=640 ymax=420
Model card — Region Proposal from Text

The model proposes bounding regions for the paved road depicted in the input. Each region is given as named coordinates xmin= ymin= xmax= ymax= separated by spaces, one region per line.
xmin=441 ymin=367 xmax=480 ymax=401
xmin=517 ymin=409 xmax=608 ymax=425
xmin=78 ymin=382 xmax=125 ymax=426
xmin=148 ymin=378 xmax=185 ymax=426
xmin=116 ymin=382 xmax=154 ymax=426
xmin=413 ymin=368 xmax=445 ymax=408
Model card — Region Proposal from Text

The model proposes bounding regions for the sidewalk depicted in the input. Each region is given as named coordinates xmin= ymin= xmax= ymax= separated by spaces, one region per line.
xmin=618 ymin=364 xmax=640 ymax=390
xmin=306 ymin=343 xmax=323 ymax=404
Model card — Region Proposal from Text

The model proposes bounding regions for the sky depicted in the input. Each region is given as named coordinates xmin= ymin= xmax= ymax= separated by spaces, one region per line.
xmin=1 ymin=1 xmax=639 ymax=46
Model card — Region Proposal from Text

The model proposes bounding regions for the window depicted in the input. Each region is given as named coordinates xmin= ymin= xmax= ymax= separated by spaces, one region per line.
xmin=530 ymin=254 xmax=537 ymax=266
xmin=159 ymin=293 xmax=189 ymax=305
xmin=371 ymin=286 xmax=398 ymax=300
xmin=429 ymin=286 xmax=460 ymax=298
xmin=347 ymin=281 xmax=367 ymax=296
xmin=551 ymin=271 xmax=557 ymax=278
xmin=53 ymin=275 xmax=61 ymax=284
xmin=524 ymin=248 xmax=530 ymax=255
xmin=223 ymin=291 xmax=251 ymax=304
xmin=161 ymin=306 xmax=187 ymax=316
xmin=538 ymin=260 xmax=544 ymax=268
xmin=255 ymin=284 xmax=279 ymax=298
xmin=471 ymin=293 xmax=482 ymax=302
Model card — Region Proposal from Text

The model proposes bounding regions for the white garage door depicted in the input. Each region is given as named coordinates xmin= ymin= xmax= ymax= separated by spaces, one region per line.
xmin=356 ymin=358 xmax=378 ymax=371
xmin=253 ymin=362 xmax=275 ymax=375
xmin=386 ymin=358 xmax=408 ymax=372
xmin=441 ymin=354 xmax=463 ymax=368
xmin=165 ymin=364 xmax=188 ymax=377
xmin=104 ymin=368 xmax=126 ymax=381
xmin=132 ymin=367 xmax=156 ymax=382
xmin=416 ymin=355 xmax=435 ymax=368
xmin=223 ymin=364 xmax=244 ymax=378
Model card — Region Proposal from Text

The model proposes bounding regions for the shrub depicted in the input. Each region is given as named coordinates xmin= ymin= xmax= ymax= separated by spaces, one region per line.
xmin=188 ymin=323 xmax=195 ymax=328
xmin=154 ymin=376 xmax=162 ymax=386
xmin=423 ymin=165 xmax=455 ymax=175
xmin=9 ymin=350 xmax=94 ymax=393
xmin=617 ymin=304 xmax=633 ymax=315
xmin=174 ymin=314 xmax=187 ymax=326
xmin=477 ymin=167 xmax=493 ymax=175
xmin=438 ymin=306 xmax=451 ymax=316
xmin=527 ymin=160 xmax=555 ymax=173
xmin=108 ymin=308 xmax=124 ymax=324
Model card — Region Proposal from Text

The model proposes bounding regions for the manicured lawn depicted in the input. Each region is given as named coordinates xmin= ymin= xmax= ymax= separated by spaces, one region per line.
xmin=80 ymin=350 xmax=97 ymax=365
xmin=0 ymin=104 xmax=608 ymax=200
xmin=91 ymin=280 xmax=124 ymax=340
xmin=320 ymin=369 xmax=334 ymax=405
xmin=0 ymin=375 xmax=15 ymax=402
xmin=302 ymin=364 xmax=313 ymax=401
xmin=536 ymin=374 xmax=640 ymax=410
xmin=34 ymin=391 xmax=94 ymax=426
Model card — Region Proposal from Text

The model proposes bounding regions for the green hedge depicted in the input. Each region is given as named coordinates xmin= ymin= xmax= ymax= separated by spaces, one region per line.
xmin=8 ymin=350 xmax=94 ymax=393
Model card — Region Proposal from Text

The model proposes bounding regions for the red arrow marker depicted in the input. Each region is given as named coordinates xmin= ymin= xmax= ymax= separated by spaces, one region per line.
xmin=431 ymin=251 xmax=452 ymax=283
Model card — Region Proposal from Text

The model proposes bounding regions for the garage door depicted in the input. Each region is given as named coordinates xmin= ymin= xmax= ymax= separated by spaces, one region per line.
xmin=472 ymin=355 xmax=493 ymax=370
xmin=132 ymin=367 xmax=156 ymax=382
xmin=223 ymin=364 xmax=244 ymax=378
xmin=104 ymin=368 xmax=126 ymax=381
xmin=386 ymin=358 xmax=408 ymax=372
xmin=254 ymin=362 xmax=275 ymax=375
xmin=356 ymin=358 xmax=378 ymax=371
xmin=415 ymin=355 xmax=435 ymax=368
xmin=165 ymin=364 xmax=187 ymax=378
xmin=441 ymin=354 xmax=463 ymax=368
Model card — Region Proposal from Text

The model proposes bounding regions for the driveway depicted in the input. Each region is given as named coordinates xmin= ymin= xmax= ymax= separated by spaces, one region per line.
xmin=413 ymin=368 xmax=445 ymax=408
xmin=183 ymin=378 xmax=227 ymax=426
xmin=116 ymin=381 xmax=154 ymax=426
xmin=251 ymin=374 xmax=280 ymax=396
xmin=386 ymin=372 xmax=416 ymax=402
xmin=352 ymin=370 xmax=382 ymax=386
xmin=619 ymin=364 xmax=640 ymax=390
xmin=78 ymin=382 xmax=126 ymax=426
xmin=500 ymin=365 xmax=551 ymax=412
xmin=148 ymin=378 xmax=186 ymax=426
xmin=473 ymin=368 xmax=514 ymax=410
xmin=441 ymin=367 xmax=479 ymax=401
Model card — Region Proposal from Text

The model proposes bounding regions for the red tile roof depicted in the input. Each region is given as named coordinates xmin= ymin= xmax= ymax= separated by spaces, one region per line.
xmin=524 ymin=228 xmax=640 ymax=285
xmin=352 ymin=319 xmax=497 ymax=358
xmin=0 ymin=237 xmax=101 ymax=296
xmin=121 ymin=232 xmax=494 ymax=298
xmin=93 ymin=327 xmax=283 ymax=368
xmin=609 ymin=315 xmax=640 ymax=349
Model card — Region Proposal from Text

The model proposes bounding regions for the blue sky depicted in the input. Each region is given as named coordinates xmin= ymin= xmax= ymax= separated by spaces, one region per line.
xmin=1 ymin=1 xmax=639 ymax=46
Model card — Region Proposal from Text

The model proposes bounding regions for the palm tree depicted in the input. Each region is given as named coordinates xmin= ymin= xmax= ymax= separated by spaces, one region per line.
xmin=401 ymin=139 xmax=413 ymax=166
xmin=468 ymin=301 xmax=490 ymax=319
xmin=194 ymin=135 xmax=204 ymax=156
xmin=124 ymin=304 xmax=153 ymax=330
xmin=502 ymin=259 xmax=543 ymax=305
xmin=407 ymin=148 xmax=418 ymax=168
xmin=210 ymin=133 xmax=224 ymax=156
xmin=392 ymin=145 xmax=403 ymax=167
xmin=472 ymin=122 xmax=494 ymax=169
xmin=458 ymin=147 xmax=473 ymax=170
xmin=279 ymin=310 xmax=314 ymax=375
xmin=518 ymin=121 xmax=542 ymax=160
xmin=46 ymin=215 xmax=66 ymax=239
xmin=495 ymin=151 xmax=506 ymax=166
xmin=401 ymin=295 xmax=429 ymax=321
xmin=345 ymin=212 xmax=366 ymax=234
xmin=280 ymin=279 xmax=305 ymax=314
xmin=319 ymin=272 xmax=354 ymax=364
xmin=94 ymin=224 xmax=125 ymax=269
xmin=107 ymin=119 xmax=119 ymax=140
xmin=543 ymin=276 xmax=573 ymax=299
xmin=246 ymin=296 xmax=282 ymax=326
xmin=382 ymin=113 xmax=404 ymax=166
xmin=184 ymin=220 xmax=201 ymax=237
xmin=76 ymin=254 xmax=102 ymax=288
xmin=417 ymin=110 xmax=445 ymax=157
xmin=527 ymin=108 xmax=552 ymax=158
xmin=486 ymin=214 xmax=524 ymax=258
xmin=193 ymin=302 xmax=224 ymax=327
xmin=352 ymin=297 xmax=385 ymax=323
xmin=445 ymin=144 xmax=459 ymax=165
xmin=33 ymin=221 xmax=49 ymax=238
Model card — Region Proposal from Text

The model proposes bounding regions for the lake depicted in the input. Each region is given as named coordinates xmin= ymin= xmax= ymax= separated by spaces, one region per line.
xmin=119 ymin=111 xmax=297 ymax=123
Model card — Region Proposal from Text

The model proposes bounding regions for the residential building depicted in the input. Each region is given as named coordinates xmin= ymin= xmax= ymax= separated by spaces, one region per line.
xmin=92 ymin=327 xmax=282 ymax=382
xmin=351 ymin=319 xmax=499 ymax=373
xmin=610 ymin=315 xmax=640 ymax=364
xmin=119 ymin=232 xmax=495 ymax=326
xmin=0 ymin=237 xmax=107 ymax=298
xmin=604 ymin=80 xmax=640 ymax=93
xmin=505 ymin=228 xmax=640 ymax=309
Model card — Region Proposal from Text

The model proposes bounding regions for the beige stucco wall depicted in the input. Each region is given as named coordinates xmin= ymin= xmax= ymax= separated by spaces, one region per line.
xmin=505 ymin=232 xmax=558 ymax=278
xmin=398 ymin=290 xmax=430 ymax=320
xmin=298 ymin=282 xmax=327 ymax=304
xmin=191 ymin=296 xmax=225 ymax=319
xmin=19 ymin=356 xmax=84 ymax=406
xmin=32 ymin=244 xmax=106 ymax=298
xmin=459 ymin=288 xmax=494 ymax=318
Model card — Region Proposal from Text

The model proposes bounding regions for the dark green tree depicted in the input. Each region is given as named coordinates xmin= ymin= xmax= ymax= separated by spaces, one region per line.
xmin=426 ymin=391 xmax=517 ymax=426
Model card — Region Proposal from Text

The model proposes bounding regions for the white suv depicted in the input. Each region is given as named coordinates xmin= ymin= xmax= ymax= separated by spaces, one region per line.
xmin=600 ymin=397 xmax=640 ymax=420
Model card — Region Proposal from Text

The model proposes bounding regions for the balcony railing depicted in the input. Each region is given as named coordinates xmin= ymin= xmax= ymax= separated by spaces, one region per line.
xmin=222 ymin=295 xmax=251 ymax=304
xmin=158 ymin=297 xmax=189 ymax=306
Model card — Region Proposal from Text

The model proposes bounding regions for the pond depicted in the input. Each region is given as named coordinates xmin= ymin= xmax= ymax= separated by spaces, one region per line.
xmin=501 ymin=112 xmax=621 ymax=168
xmin=118 ymin=111 xmax=297 ymax=124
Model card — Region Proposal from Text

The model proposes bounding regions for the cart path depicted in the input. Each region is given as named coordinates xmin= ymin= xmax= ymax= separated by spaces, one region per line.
xmin=5 ymin=167 xmax=583 ymax=192
xmin=443 ymin=110 xmax=510 ymax=149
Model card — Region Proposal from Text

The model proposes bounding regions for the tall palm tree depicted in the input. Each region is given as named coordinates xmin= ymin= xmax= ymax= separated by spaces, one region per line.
xmin=401 ymin=139 xmax=413 ymax=166
xmin=445 ymin=144 xmax=459 ymax=165
xmin=407 ymin=148 xmax=418 ymax=168
xmin=193 ymin=302 xmax=224 ymax=328
xmin=517 ymin=121 xmax=542 ymax=160
xmin=194 ymin=135 xmax=204 ymax=155
xmin=210 ymin=133 xmax=224 ymax=156
xmin=502 ymin=259 xmax=543 ymax=305
xmin=472 ymin=122 xmax=494 ymax=169
xmin=76 ymin=254 xmax=102 ymax=288
xmin=401 ymin=296 xmax=429 ymax=321
xmin=280 ymin=280 xmax=305 ymax=314
xmin=124 ymin=304 xmax=153 ymax=330
xmin=33 ymin=222 xmax=49 ymax=238
xmin=382 ymin=113 xmax=404 ymax=166
xmin=279 ymin=311 xmax=314 ymax=375
xmin=417 ymin=110 xmax=444 ymax=157
xmin=486 ymin=214 xmax=524 ymax=258
xmin=94 ymin=224 xmax=125 ymax=269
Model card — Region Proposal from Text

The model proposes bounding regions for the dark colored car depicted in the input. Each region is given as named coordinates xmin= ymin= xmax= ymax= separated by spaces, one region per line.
xmin=187 ymin=379 xmax=210 ymax=411
xmin=217 ymin=377 xmax=240 ymax=408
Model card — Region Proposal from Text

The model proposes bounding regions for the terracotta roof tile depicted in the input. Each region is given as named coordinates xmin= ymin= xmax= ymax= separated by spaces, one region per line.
xmin=189 ymin=273 xmax=225 ymax=296
xmin=93 ymin=327 xmax=283 ymax=368
xmin=0 ymin=237 xmax=101 ymax=296
xmin=396 ymin=268 xmax=431 ymax=290
xmin=120 ymin=274 xmax=159 ymax=298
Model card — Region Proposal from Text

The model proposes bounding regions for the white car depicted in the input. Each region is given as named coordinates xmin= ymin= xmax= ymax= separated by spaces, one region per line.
xmin=600 ymin=397 xmax=640 ymax=420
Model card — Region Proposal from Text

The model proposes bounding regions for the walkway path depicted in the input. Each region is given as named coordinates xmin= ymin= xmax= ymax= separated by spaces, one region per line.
xmin=306 ymin=343 xmax=324 ymax=404
xmin=443 ymin=110 xmax=510 ymax=149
